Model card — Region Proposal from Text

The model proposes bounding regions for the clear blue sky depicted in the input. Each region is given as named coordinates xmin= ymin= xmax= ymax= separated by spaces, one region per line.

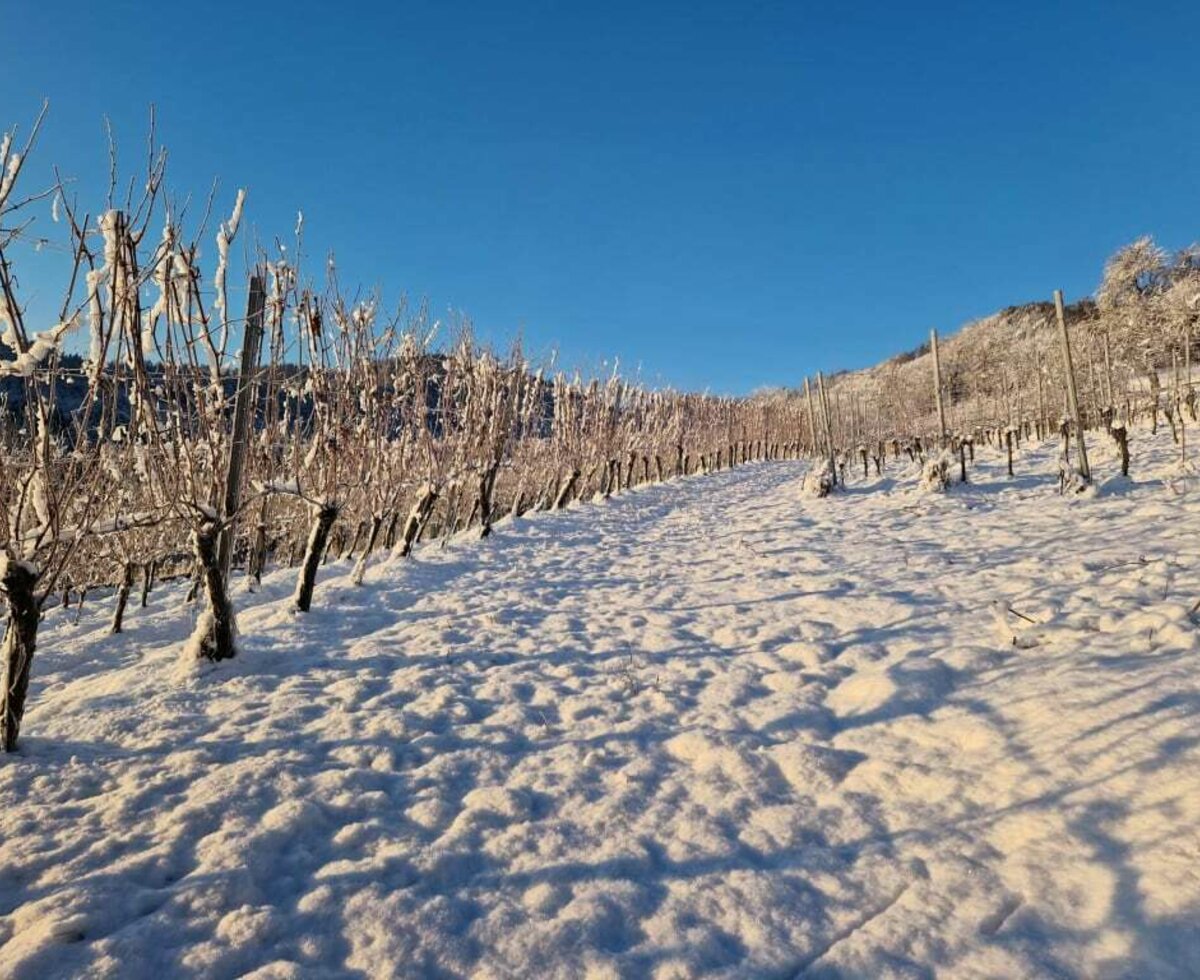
xmin=4 ymin=0 xmax=1199 ymax=393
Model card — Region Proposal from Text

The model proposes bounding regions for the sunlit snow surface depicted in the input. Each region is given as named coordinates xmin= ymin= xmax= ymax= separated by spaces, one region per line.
xmin=2 ymin=428 xmax=1199 ymax=978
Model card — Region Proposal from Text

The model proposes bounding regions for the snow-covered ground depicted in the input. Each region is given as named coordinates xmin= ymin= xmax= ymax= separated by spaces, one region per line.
xmin=2 ymin=427 xmax=1199 ymax=978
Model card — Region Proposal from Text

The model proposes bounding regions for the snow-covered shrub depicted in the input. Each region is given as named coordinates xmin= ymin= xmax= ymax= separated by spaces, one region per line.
xmin=919 ymin=451 xmax=961 ymax=493
xmin=802 ymin=458 xmax=835 ymax=498
xmin=1058 ymin=461 xmax=1091 ymax=495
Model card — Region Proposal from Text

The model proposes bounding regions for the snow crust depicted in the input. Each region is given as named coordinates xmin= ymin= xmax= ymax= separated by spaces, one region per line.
xmin=1 ymin=428 xmax=1199 ymax=977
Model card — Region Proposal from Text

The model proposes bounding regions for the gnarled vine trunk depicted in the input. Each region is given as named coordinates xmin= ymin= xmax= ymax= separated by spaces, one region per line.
xmin=188 ymin=523 xmax=238 ymax=662
xmin=110 ymin=560 xmax=136 ymax=635
xmin=478 ymin=463 xmax=500 ymax=539
xmin=294 ymin=503 xmax=339 ymax=613
xmin=351 ymin=513 xmax=385 ymax=586
xmin=396 ymin=485 xmax=439 ymax=559
xmin=1 ymin=560 xmax=41 ymax=752
xmin=553 ymin=469 xmax=580 ymax=510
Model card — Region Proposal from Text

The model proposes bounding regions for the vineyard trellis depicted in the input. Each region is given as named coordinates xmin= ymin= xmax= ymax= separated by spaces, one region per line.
xmin=805 ymin=236 xmax=1200 ymax=494
xmin=2 ymin=108 xmax=1199 ymax=752
xmin=0 ymin=111 xmax=816 ymax=751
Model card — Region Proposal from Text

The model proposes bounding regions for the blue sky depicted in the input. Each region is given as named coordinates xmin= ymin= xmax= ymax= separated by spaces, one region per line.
xmin=4 ymin=1 xmax=1198 ymax=393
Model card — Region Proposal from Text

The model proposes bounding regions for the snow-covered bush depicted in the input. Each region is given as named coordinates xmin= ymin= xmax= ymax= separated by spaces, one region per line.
xmin=802 ymin=458 xmax=835 ymax=498
xmin=1058 ymin=461 xmax=1091 ymax=495
xmin=919 ymin=451 xmax=961 ymax=493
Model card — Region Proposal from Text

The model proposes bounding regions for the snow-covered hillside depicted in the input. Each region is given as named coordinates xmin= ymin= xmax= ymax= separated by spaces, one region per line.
xmin=2 ymin=427 xmax=1199 ymax=978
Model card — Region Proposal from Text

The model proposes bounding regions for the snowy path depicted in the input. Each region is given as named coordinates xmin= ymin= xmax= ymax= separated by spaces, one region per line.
xmin=2 ymin=432 xmax=1200 ymax=978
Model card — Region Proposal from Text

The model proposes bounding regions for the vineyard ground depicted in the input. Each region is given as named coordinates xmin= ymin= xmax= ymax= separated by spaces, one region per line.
xmin=2 ymin=427 xmax=1199 ymax=978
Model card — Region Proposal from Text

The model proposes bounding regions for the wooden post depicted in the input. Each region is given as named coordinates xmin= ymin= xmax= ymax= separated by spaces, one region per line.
xmin=817 ymin=371 xmax=837 ymax=484
xmin=1175 ymin=351 xmax=1187 ymax=464
xmin=1103 ymin=333 xmax=1114 ymax=409
xmin=1055 ymin=289 xmax=1090 ymax=481
xmin=1183 ymin=393 xmax=1188 ymax=464
xmin=1086 ymin=348 xmax=1100 ymax=423
xmin=218 ymin=271 xmax=267 ymax=579
xmin=1037 ymin=366 xmax=1046 ymax=437
xmin=1187 ymin=322 xmax=1193 ymax=400
xmin=931 ymin=327 xmax=947 ymax=448
xmin=804 ymin=377 xmax=818 ymax=455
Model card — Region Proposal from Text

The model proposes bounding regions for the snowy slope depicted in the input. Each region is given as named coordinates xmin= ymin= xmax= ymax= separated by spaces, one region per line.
xmin=2 ymin=427 xmax=1199 ymax=978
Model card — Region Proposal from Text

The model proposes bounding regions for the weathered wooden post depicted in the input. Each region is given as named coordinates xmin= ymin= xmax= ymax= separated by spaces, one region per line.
xmin=1174 ymin=350 xmax=1187 ymax=464
xmin=1055 ymin=289 xmax=1090 ymax=482
xmin=1103 ymin=332 xmax=1115 ymax=409
xmin=931 ymin=327 xmax=947 ymax=448
xmin=1001 ymin=366 xmax=1013 ymax=434
xmin=817 ymin=371 xmax=838 ymax=486
xmin=218 ymin=271 xmax=267 ymax=579
xmin=1185 ymin=323 xmax=1197 ymax=422
xmin=1036 ymin=367 xmax=1047 ymax=440
xmin=804 ymin=377 xmax=818 ymax=456
xmin=1186 ymin=328 xmax=1198 ymax=424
